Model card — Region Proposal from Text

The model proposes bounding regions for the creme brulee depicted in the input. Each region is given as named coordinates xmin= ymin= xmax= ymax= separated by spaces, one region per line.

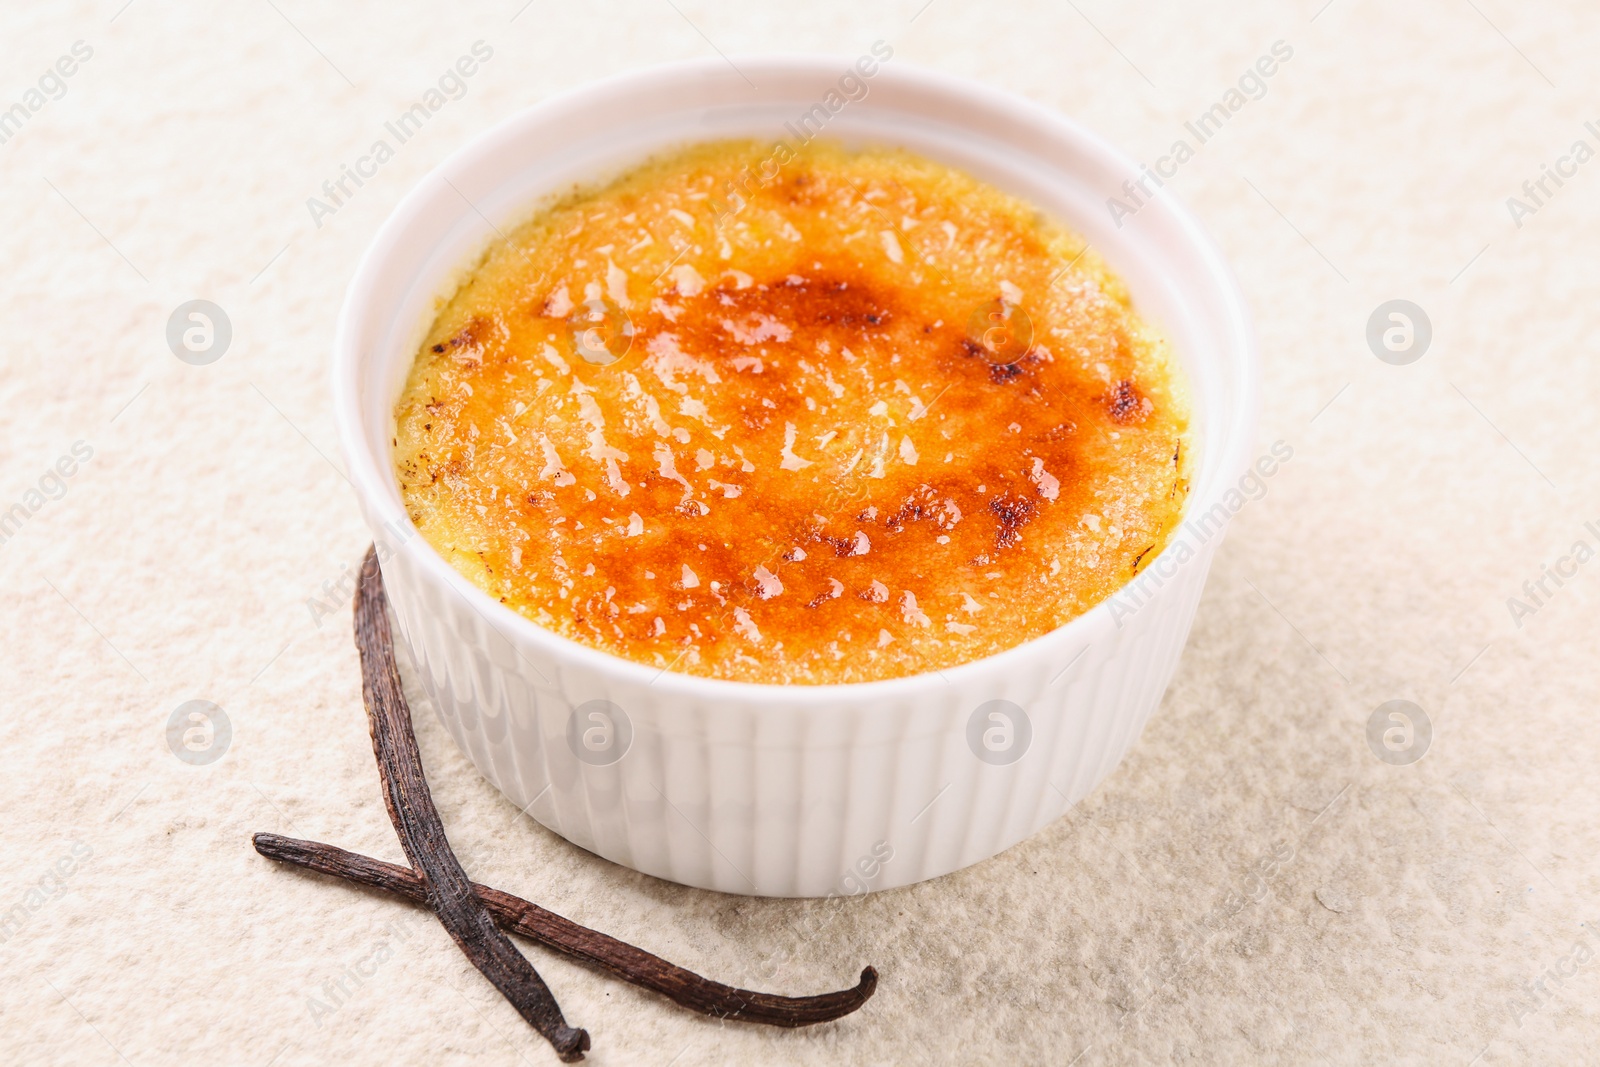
xmin=393 ymin=140 xmax=1191 ymax=685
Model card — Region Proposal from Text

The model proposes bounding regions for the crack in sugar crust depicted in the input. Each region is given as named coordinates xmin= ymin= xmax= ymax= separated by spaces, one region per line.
xmin=393 ymin=140 xmax=1192 ymax=685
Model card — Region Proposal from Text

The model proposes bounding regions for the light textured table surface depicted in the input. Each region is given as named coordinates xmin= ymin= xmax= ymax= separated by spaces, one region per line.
xmin=3 ymin=1 xmax=1597 ymax=1063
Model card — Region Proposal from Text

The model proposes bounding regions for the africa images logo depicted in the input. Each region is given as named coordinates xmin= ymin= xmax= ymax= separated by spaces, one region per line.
xmin=1106 ymin=40 xmax=1294 ymax=228
xmin=305 ymin=41 xmax=494 ymax=229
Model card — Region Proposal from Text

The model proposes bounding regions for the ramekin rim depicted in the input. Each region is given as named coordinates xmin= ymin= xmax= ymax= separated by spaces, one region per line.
xmin=332 ymin=54 xmax=1259 ymax=705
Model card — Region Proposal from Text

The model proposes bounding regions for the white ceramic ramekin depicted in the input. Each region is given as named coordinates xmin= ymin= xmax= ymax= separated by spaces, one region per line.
xmin=333 ymin=56 xmax=1257 ymax=898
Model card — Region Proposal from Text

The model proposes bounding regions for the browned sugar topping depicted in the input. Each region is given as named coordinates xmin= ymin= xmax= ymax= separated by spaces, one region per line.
xmin=394 ymin=140 xmax=1191 ymax=684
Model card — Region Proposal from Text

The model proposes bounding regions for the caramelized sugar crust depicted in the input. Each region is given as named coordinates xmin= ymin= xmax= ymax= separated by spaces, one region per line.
xmin=394 ymin=141 xmax=1191 ymax=684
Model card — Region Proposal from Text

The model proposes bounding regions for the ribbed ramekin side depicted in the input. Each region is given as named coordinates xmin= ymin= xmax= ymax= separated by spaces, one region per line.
xmin=375 ymin=525 xmax=1223 ymax=897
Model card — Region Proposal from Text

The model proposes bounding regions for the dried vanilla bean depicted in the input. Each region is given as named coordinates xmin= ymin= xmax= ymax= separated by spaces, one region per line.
xmin=254 ymin=832 xmax=878 ymax=1027
xmin=353 ymin=547 xmax=589 ymax=1061
xmin=254 ymin=543 xmax=880 ymax=1056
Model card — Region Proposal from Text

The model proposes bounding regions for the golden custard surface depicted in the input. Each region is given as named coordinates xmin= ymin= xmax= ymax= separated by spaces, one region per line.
xmin=395 ymin=141 xmax=1190 ymax=685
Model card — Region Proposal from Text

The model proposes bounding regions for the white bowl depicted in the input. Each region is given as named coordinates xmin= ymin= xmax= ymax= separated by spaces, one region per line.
xmin=333 ymin=55 xmax=1258 ymax=898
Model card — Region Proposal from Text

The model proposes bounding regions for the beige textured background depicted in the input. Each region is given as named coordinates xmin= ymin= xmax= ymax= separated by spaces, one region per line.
xmin=2 ymin=1 xmax=1597 ymax=1063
